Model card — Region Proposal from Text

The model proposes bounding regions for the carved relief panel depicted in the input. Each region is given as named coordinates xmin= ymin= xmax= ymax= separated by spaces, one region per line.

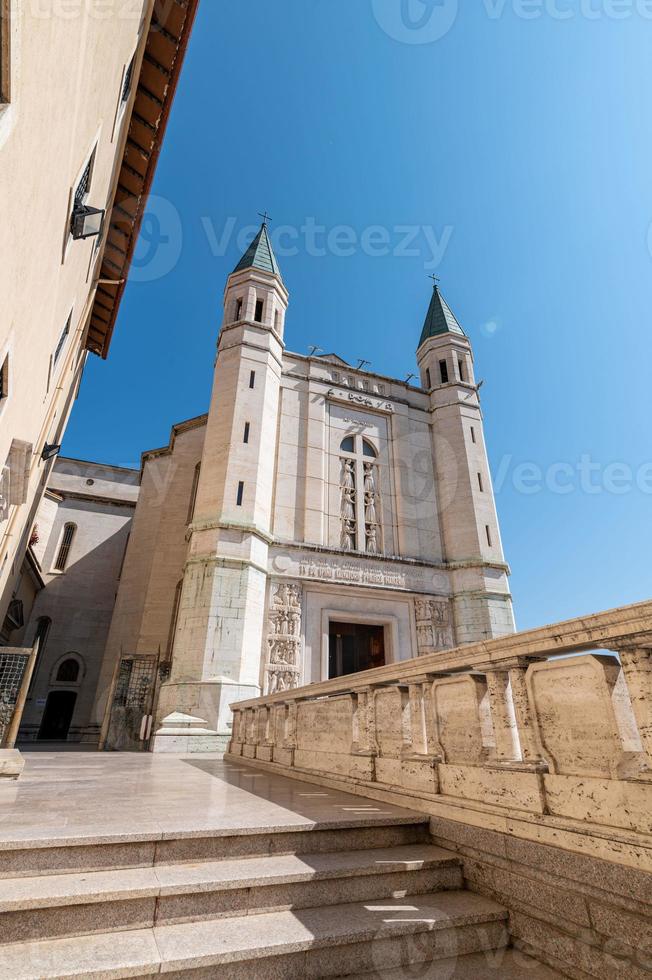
xmin=264 ymin=582 xmax=303 ymax=695
xmin=414 ymin=598 xmax=454 ymax=653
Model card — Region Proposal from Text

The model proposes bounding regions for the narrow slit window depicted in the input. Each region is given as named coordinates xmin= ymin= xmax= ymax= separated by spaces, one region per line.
xmin=254 ymin=299 xmax=264 ymax=323
xmin=54 ymin=313 xmax=71 ymax=367
xmin=425 ymin=367 xmax=431 ymax=389
xmin=120 ymin=53 xmax=136 ymax=106
xmin=234 ymin=298 xmax=243 ymax=322
xmin=54 ymin=523 xmax=76 ymax=571
xmin=249 ymin=370 xmax=256 ymax=389
xmin=243 ymin=422 xmax=250 ymax=444
xmin=477 ymin=473 xmax=484 ymax=492
xmin=187 ymin=462 xmax=201 ymax=524
xmin=485 ymin=525 xmax=492 ymax=547
xmin=274 ymin=309 xmax=280 ymax=330
xmin=236 ymin=481 xmax=244 ymax=506
xmin=439 ymin=359 xmax=449 ymax=384
xmin=470 ymin=426 xmax=476 ymax=444
xmin=458 ymin=357 xmax=466 ymax=382
xmin=0 ymin=354 xmax=8 ymax=402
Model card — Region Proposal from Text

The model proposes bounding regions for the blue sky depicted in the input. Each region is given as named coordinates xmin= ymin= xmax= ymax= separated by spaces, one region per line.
xmin=64 ymin=0 xmax=652 ymax=630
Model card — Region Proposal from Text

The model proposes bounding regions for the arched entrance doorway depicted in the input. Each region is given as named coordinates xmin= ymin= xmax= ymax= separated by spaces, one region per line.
xmin=38 ymin=691 xmax=77 ymax=741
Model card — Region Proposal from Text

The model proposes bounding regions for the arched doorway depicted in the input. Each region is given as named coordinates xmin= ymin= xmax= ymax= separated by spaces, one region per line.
xmin=38 ymin=691 xmax=77 ymax=741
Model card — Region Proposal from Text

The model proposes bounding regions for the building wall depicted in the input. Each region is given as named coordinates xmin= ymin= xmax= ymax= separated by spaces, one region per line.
xmin=0 ymin=0 xmax=154 ymax=636
xmin=94 ymin=418 xmax=206 ymax=735
xmin=18 ymin=458 xmax=138 ymax=743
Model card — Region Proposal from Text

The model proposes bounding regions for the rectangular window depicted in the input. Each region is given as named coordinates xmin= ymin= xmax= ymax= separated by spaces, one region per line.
xmin=254 ymin=299 xmax=264 ymax=323
xmin=236 ymin=481 xmax=244 ymax=506
xmin=53 ymin=314 xmax=71 ymax=367
xmin=477 ymin=472 xmax=484 ymax=492
xmin=425 ymin=367 xmax=431 ymax=389
xmin=439 ymin=359 xmax=449 ymax=384
xmin=458 ymin=357 xmax=466 ymax=382
xmin=234 ymin=298 xmax=243 ymax=322
xmin=249 ymin=370 xmax=256 ymax=389
xmin=274 ymin=309 xmax=280 ymax=329
xmin=470 ymin=426 xmax=476 ymax=444
xmin=485 ymin=525 xmax=492 ymax=547
xmin=243 ymin=422 xmax=250 ymax=444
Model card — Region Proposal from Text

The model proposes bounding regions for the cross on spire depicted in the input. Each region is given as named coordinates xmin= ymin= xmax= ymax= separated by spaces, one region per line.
xmin=428 ymin=274 xmax=441 ymax=288
xmin=258 ymin=210 xmax=273 ymax=226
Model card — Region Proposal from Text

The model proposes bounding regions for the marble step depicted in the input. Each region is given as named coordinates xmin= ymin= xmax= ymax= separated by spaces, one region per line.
xmin=0 ymin=891 xmax=509 ymax=980
xmin=0 ymin=844 xmax=463 ymax=944
xmin=0 ymin=817 xmax=429 ymax=879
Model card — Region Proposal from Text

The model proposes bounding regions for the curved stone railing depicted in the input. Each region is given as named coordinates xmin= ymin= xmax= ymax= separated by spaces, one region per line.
xmin=228 ymin=599 xmax=652 ymax=839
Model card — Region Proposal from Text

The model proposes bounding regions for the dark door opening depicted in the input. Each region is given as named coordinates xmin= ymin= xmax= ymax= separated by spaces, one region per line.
xmin=328 ymin=622 xmax=386 ymax=679
xmin=38 ymin=690 xmax=77 ymax=741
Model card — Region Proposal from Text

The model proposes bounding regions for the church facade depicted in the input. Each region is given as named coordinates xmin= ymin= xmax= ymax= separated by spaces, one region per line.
xmin=98 ymin=222 xmax=514 ymax=748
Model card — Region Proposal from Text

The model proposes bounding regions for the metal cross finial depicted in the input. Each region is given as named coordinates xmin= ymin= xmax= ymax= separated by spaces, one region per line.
xmin=428 ymin=274 xmax=441 ymax=287
xmin=258 ymin=210 xmax=273 ymax=226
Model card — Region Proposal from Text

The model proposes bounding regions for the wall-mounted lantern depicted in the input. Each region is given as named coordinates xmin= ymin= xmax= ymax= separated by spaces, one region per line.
xmin=70 ymin=204 xmax=105 ymax=241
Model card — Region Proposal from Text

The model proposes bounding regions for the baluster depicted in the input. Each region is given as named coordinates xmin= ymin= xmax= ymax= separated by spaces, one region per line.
xmin=483 ymin=667 xmax=519 ymax=763
xmin=478 ymin=659 xmax=547 ymax=770
xmin=351 ymin=686 xmax=378 ymax=781
xmin=398 ymin=675 xmax=442 ymax=794
xmin=229 ymin=708 xmax=243 ymax=755
xmin=508 ymin=659 xmax=547 ymax=767
xmin=617 ymin=644 xmax=652 ymax=767
xmin=280 ymin=698 xmax=298 ymax=765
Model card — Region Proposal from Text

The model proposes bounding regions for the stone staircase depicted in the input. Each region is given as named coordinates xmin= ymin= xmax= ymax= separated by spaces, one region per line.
xmin=0 ymin=811 xmax=562 ymax=979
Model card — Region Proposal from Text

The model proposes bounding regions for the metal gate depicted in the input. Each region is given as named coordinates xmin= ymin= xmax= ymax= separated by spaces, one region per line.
xmin=103 ymin=655 xmax=159 ymax=751
xmin=0 ymin=647 xmax=35 ymax=747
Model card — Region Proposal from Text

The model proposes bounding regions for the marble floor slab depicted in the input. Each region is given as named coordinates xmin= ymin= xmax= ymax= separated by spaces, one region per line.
xmin=0 ymin=753 xmax=426 ymax=849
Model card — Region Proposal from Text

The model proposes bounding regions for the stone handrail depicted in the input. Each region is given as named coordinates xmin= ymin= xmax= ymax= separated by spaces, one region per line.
xmin=228 ymin=599 xmax=652 ymax=846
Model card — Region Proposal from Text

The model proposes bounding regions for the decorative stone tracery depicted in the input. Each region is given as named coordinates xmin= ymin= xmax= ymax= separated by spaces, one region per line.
xmin=414 ymin=598 xmax=454 ymax=653
xmin=264 ymin=583 xmax=303 ymax=695
xmin=339 ymin=435 xmax=382 ymax=554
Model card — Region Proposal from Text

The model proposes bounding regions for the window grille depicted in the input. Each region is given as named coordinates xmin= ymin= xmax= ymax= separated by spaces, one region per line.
xmin=0 ymin=652 xmax=29 ymax=745
xmin=74 ymin=156 xmax=93 ymax=210
xmin=121 ymin=54 xmax=135 ymax=104
xmin=54 ymin=523 xmax=76 ymax=571
xmin=54 ymin=314 xmax=71 ymax=366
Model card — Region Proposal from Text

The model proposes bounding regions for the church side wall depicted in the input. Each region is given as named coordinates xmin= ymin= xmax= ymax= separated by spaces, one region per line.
xmin=93 ymin=422 xmax=206 ymax=732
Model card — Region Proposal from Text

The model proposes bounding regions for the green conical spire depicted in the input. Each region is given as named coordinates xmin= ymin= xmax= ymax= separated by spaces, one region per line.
xmin=419 ymin=285 xmax=465 ymax=347
xmin=232 ymin=221 xmax=282 ymax=278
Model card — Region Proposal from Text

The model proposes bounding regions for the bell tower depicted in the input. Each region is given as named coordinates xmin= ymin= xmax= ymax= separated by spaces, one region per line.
xmin=155 ymin=219 xmax=288 ymax=746
xmin=417 ymin=283 xmax=515 ymax=643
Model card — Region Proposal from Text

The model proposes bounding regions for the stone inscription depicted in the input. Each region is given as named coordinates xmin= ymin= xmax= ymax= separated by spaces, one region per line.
xmin=271 ymin=549 xmax=450 ymax=596
xmin=299 ymin=557 xmax=408 ymax=589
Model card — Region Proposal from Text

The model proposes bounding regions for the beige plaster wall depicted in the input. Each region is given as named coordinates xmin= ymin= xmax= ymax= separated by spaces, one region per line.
xmin=0 ymin=0 xmax=153 ymax=630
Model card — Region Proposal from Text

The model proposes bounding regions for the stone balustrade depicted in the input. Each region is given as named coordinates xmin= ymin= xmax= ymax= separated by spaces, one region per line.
xmin=228 ymin=599 xmax=652 ymax=842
